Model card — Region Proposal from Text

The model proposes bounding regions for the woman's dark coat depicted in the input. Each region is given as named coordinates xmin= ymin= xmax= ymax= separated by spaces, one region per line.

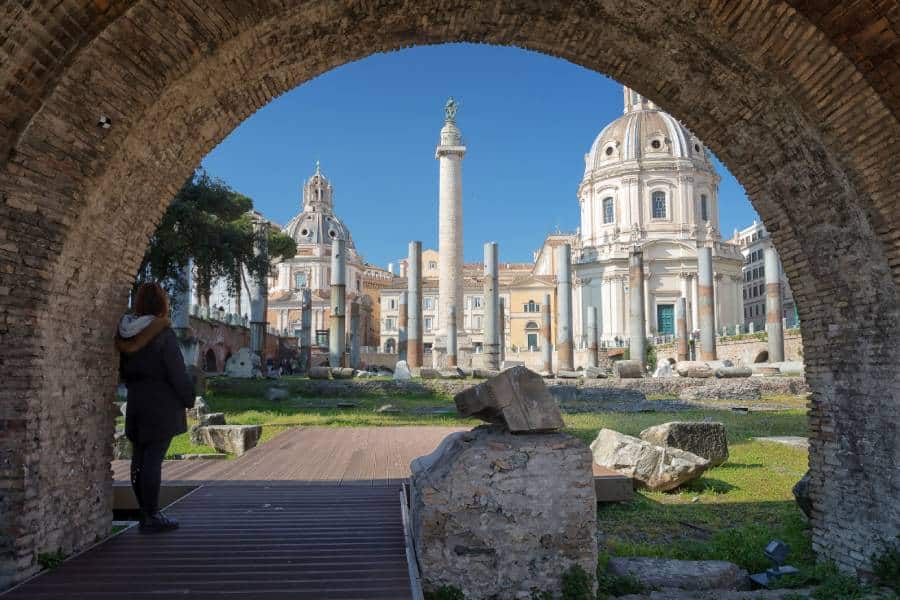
xmin=116 ymin=318 xmax=195 ymax=443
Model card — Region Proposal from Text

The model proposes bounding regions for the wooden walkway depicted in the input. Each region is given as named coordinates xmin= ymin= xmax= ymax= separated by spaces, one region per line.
xmin=111 ymin=426 xmax=465 ymax=486
xmin=6 ymin=427 xmax=466 ymax=600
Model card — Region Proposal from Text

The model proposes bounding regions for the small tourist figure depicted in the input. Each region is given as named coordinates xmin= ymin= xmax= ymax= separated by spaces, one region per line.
xmin=116 ymin=282 xmax=195 ymax=533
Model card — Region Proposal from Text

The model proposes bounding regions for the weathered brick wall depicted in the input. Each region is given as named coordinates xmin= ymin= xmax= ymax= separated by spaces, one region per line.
xmin=0 ymin=0 xmax=897 ymax=585
xmin=657 ymin=331 xmax=804 ymax=366
xmin=190 ymin=317 xmax=289 ymax=373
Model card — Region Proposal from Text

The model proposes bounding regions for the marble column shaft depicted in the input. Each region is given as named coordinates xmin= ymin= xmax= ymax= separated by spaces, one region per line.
xmin=300 ymin=288 xmax=312 ymax=372
xmin=398 ymin=291 xmax=408 ymax=360
xmin=446 ymin=306 xmax=458 ymax=368
xmin=629 ymin=250 xmax=646 ymax=368
xmin=765 ymin=245 xmax=785 ymax=362
xmin=249 ymin=221 xmax=269 ymax=361
xmin=555 ymin=243 xmax=574 ymax=371
xmin=541 ymin=293 xmax=553 ymax=374
xmin=407 ymin=241 xmax=423 ymax=368
xmin=349 ymin=300 xmax=360 ymax=368
xmin=697 ymin=246 xmax=717 ymax=360
xmin=676 ymin=296 xmax=689 ymax=362
xmin=586 ymin=306 xmax=598 ymax=368
xmin=329 ymin=239 xmax=346 ymax=368
xmin=482 ymin=242 xmax=500 ymax=370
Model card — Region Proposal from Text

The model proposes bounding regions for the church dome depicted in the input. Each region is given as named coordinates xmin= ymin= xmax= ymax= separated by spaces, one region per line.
xmin=283 ymin=163 xmax=356 ymax=249
xmin=584 ymin=87 xmax=711 ymax=176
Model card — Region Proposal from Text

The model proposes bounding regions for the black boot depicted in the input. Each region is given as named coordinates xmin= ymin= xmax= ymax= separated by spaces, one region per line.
xmin=139 ymin=510 xmax=179 ymax=533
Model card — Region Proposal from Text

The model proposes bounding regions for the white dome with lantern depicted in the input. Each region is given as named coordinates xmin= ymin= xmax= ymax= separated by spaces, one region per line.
xmin=570 ymin=86 xmax=745 ymax=345
xmin=283 ymin=162 xmax=357 ymax=249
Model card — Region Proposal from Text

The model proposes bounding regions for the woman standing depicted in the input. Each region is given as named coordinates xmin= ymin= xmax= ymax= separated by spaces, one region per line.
xmin=116 ymin=282 xmax=195 ymax=532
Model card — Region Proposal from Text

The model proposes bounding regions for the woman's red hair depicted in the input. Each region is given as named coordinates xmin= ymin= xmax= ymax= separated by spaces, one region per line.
xmin=133 ymin=282 xmax=170 ymax=318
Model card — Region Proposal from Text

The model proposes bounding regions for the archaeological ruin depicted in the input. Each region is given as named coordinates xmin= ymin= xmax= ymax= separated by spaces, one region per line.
xmin=0 ymin=0 xmax=897 ymax=588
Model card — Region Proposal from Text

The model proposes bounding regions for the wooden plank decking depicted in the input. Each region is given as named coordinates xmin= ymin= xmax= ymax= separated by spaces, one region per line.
xmin=7 ymin=426 xmax=630 ymax=599
xmin=110 ymin=426 xmax=465 ymax=485
xmin=8 ymin=427 xmax=466 ymax=600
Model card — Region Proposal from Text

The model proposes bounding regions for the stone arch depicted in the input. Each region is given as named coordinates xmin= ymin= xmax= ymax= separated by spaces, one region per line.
xmin=204 ymin=348 xmax=218 ymax=373
xmin=755 ymin=350 xmax=770 ymax=364
xmin=0 ymin=0 xmax=897 ymax=583
xmin=385 ymin=338 xmax=397 ymax=354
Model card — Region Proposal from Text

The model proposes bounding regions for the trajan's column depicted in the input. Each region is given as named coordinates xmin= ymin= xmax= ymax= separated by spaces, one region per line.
xmin=436 ymin=97 xmax=466 ymax=333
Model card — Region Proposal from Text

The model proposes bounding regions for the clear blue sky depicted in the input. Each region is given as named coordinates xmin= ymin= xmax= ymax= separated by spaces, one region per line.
xmin=202 ymin=43 xmax=759 ymax=268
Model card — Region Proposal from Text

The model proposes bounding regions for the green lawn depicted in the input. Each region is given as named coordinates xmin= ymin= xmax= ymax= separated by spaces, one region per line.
xmin=172 ymin=382 xmax=832 ymax=589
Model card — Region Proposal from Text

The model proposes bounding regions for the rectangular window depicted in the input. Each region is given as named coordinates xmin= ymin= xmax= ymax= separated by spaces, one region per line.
xmin=473 ymin=315 xmax=482 ymax=329
xmin=424 ymin=297 xmax=434 ymax=310
xmin=603 ymin=197 xmax=614 ymax=224
xmin=385 ymin=318 xmax=395 ymax=331
xmin=651 ymin=191 xmax=667 ymax=219
xmin=294 ymin=272 xmax=307 ymax=289
xmin=700 ymin=194 xmax=709 ymax=221
xmin=388 ymin=299 xmax=396 ymax=310
xmin=425 ymin=317 xmax=433 ymax=331
xmin=472 ymin=296 xmax=482 ymax=309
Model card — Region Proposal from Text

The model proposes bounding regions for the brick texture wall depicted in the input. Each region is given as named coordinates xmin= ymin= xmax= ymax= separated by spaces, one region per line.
xmin=0 ymin=0 xmax=897 ymax=585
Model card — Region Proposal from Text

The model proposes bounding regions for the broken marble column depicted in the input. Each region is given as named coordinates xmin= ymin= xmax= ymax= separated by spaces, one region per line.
xmin=446 ymin=306 xmax=458 ymax=368
xmin=349 ymin=299 xmax=360 ymax=369
xmin=591 ymin=428 xmax=710 ymax=491
xmin=541 ymin=293 xmax=553 ymax=375
xmin=764 ymin=244 xmax=785 ymax=363
xmin=407 ymin=241 xmax=423 ymax=369
xmin=482 ymin=242 xmax=500 ymax=370
xmin=329 ymin=238 xmax=346 ymax=368
xmin=555 ymin=243 xmax=574 ymax=371
xmin=697 ymin=245 xmax=717 ymax=360
xmin=629 ymin=248 xmax=646 ymax=368
xmin=676 ymin=296 xmax=689 ymax=362
xmin=586 ymin=306 xmax=598 ymax=368
xmin=453 ymin=365 xmax=564 ymax=432
xmin=398 ymin=290 xmax=408 ymax=360
xmin=300 ymin=288 xmax=312 ymax=372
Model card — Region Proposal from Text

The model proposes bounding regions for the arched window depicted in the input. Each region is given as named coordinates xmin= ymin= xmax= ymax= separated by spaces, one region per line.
xmin=524 ymin=299 xmax=538 ymax=313
xmin=651 ymin=191 xmax=667 ymax=219
xmin=525 ymin=321 xmax=540 ymax=330
xmin=700 ymin=194 xmax=709 ymax=221
xmin=603 ymin=197 xmax=614 ymax=224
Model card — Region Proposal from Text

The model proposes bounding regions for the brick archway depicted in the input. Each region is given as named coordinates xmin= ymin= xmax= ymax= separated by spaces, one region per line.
xmin=0 ymin=0 xmax=897 ymax=585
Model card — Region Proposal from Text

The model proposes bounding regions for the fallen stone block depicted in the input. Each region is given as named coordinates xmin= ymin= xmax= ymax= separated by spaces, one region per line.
xmin=199 ymin=412 xmax=226 ymax=427
xmin=192 ymin=425 xmax=262 ymax=456
xmin=410 ymin=425 xmax=597 ymax=599
xmin=607 ymin=557 xmax=748 ymax=591
xmin=419 ymin=368 xmax=440 ymax=379
xmin=583 ymin=366 xmax=608 ymax=379
xmin=679 ymin=382 xmax=761 ymax=402
xmin=453 ymin=366 xmax=564 ymax=433
xmin=590 ymin=428 xmax=709 ymax=492
xmin=330 ymin=367 xmax=355 ymax=379
xmin=614 ymin=360 xmax=644 ymax=378
xmin=393 ymin=360 xmax=412 ymax=380
xmin=438 ymin=368 xmax=465 ymax=379
xmin=556 ymin=369 xmax=582 ymax=379
xmin=704 ymin=360 xmax=734 ymax=370
xmin=640 ymin=421 xmax=729 ymax=467
xmin=715 ymin=366 xmax=753 ymax=378
xmin=176 ymin=453 xmax=228 ymax=460
xmin=653 ymin=361 xmax=675 ymax=377
xmin=186 ymin=396 xmax=208 ymax=420
xmin=472 ymin=368 xmax=500 ymax=379
xmin=224 ymin=348 xmax=259 ymax=378
xmin=675 ymin=361 xmax=713 ymax=378
xmin=308 ymin=366 xmax=332 ymax=380
xmin=500 ymin=360 xmax=525 ymax=370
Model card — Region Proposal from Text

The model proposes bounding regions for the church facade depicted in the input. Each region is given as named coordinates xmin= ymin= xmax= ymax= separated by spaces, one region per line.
xmin=566 ymin=87 xmax=744 ymax=344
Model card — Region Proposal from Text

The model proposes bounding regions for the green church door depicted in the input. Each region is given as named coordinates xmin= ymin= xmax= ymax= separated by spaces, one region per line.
xmin=657 ymin=304 xmax=675 ymax=335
